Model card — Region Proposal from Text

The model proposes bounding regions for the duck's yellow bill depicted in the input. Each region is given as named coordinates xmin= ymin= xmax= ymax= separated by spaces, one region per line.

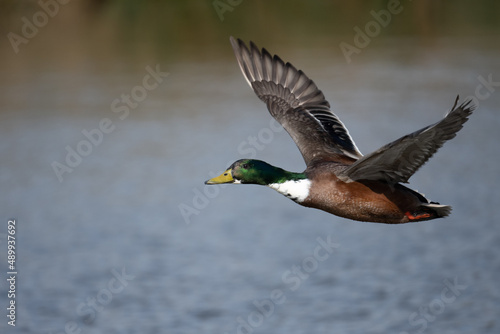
xmin=205 ymin=169 xmax=234 ymax=184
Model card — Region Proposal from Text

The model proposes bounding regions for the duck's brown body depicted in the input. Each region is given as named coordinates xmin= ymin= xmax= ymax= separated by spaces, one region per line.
xmin=303 ymin=164 xmax=446 ymax=223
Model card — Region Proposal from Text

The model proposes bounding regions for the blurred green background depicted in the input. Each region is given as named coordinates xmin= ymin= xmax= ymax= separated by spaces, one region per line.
xmin=1 ymin=0 xmax=499 ymax=65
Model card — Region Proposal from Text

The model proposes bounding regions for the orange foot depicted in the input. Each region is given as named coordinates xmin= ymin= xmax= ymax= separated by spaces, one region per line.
xmin=405 ymin=211 xmax=431 ymax=220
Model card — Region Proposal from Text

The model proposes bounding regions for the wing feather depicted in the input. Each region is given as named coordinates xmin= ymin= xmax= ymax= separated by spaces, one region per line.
xmin=230 ymin=37 xmax=362 ymax=166
xmin=338 ymin=97 xmax=475 ymax=183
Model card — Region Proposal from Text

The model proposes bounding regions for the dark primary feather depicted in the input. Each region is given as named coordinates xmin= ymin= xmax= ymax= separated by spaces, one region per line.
xmin=338 ymin=97 xmax=475 ymax=184
xmin=230 ymin=37 xmax=362 ymax=166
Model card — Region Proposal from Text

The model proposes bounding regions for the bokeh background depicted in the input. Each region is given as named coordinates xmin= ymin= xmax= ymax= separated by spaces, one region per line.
xmin=1 ymin=1 xmax=499 ymax=333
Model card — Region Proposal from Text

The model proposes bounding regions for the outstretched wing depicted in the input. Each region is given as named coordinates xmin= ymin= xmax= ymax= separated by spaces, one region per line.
xmin=230 ymin=37 xmax=362 ymax=166
xmin=338 ymin=97 xmax=474 ymax=184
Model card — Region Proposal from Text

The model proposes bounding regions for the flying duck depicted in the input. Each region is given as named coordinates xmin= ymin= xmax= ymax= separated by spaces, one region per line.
xmin=205 ymin=37 xmax=474 ymax=224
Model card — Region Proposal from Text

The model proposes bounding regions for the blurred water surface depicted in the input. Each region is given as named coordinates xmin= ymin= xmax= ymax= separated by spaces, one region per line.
xmin=1 ymin=1 xmax=500 ymax=334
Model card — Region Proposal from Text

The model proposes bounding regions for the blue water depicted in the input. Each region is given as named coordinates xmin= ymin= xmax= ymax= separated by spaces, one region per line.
xmin=1 ymin=39 xmax=499 ymax=334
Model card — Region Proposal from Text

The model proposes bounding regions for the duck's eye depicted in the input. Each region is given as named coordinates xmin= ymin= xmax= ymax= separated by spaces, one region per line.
xmin=242 ymin=163 xmax=249 ymax=169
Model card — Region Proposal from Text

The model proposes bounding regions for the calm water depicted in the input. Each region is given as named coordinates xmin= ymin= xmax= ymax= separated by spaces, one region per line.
xmin=1 ymin=37 xmax=499 ymax=334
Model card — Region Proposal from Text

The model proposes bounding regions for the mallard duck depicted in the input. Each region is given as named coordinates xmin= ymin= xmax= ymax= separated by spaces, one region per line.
xmin=205 ymin=37 xmax=474 ymax=224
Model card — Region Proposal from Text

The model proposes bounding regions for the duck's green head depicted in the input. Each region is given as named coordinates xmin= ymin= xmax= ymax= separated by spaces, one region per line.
xmin=205 ymin=159 xmax=302 ymax=185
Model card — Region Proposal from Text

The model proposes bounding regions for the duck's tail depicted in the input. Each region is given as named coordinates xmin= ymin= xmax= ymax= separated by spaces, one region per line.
xmin=405 ymin=202 xmax=452 ymax=222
